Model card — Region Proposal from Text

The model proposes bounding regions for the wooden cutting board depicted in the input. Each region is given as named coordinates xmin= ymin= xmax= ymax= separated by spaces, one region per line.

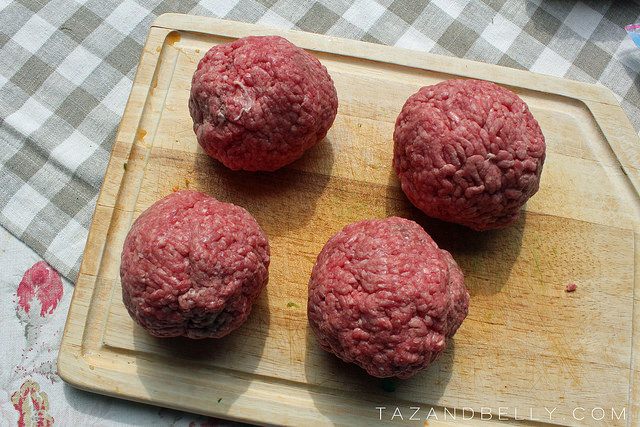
xmin=58 ymin=13 xmax=640 ymax=426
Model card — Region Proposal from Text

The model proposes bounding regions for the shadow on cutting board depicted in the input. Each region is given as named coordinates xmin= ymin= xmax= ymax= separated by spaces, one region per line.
xmin=61 ymin=383 xmax=220 ymax=425
xmin=130 ymin=290 xmax=270 ymax=417
xmin=303 ymin=321 xmax=456 ymax=424
xmin=385 ymin=170 xmax=525 ymax=298
xmin=190 ymin=137 xmax=335 ymax=240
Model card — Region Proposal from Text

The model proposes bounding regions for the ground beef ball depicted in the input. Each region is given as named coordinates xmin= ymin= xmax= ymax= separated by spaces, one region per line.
xmin=307 ymin=217 xmax=469 ymax=379
xmin=188 ymin=35 xmax=338 ymax=171
xmin=120 ymin=190 xmax=270 ymax=339
xmin=393 ymin=79 xmax=546 ymax=231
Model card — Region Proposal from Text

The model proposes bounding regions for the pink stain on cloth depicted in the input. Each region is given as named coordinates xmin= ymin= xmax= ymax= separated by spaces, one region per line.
xmin=16 ymin=261 xmax=63 ymax=318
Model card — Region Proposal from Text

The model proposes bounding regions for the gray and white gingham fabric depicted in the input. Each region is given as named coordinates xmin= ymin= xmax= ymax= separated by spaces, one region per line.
xmin=1 ymin=0 xmax=639 ymax=283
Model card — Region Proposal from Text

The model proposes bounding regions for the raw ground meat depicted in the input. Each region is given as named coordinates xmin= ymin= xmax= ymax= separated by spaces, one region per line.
xmin=393 ymin=79 xmax=546 ymax=231
xmin=189 ymin=35 xmax=338 ymax=172
xmin=307 ymin=217 xmax=469 ymax=379
xmin=565 ymin=283 xmax=578 ymax=292
xmin=120 ymin=190 xmax=270 ymax=339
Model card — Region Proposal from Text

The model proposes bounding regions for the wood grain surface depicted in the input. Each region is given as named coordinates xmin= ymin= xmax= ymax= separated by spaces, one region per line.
xmin=58 ymin=14 xmax=640 ymax=427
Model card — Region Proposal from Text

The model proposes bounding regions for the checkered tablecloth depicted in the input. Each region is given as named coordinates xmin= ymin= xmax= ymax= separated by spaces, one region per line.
xmin=2 ymin=0 xmax=640 ymax=284
xmin=1 ymin=0 xmax=639 ymax=425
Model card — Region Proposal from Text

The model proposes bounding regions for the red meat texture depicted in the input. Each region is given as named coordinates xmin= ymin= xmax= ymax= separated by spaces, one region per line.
xmin=120 ymin=190 xmax=270 ymax=339
xmin=307 ymin=217 xmax=469 ymax=379
xmin=393 ymin=79 xmax=546 ymax=231
xmin=189 ymin=35 xmax=338 ymax=172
